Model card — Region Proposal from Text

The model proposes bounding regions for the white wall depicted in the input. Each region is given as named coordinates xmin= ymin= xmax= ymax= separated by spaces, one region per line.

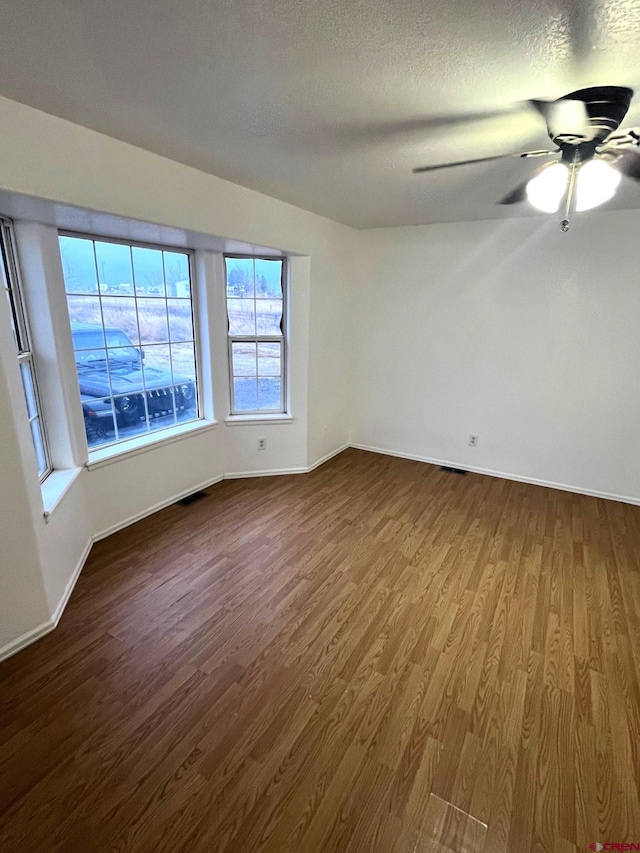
xmin=307 ymin=245 xmax=359 ymax=464
xmin=353 ymin=212 xmax=640 ymax=502
xmin=13 ymin=222 xmax=94 ymax=615
xmin=0 ymin=297 xmax=50 ymax=652
xmin=0 ymin=95 xmax=355 ymax=659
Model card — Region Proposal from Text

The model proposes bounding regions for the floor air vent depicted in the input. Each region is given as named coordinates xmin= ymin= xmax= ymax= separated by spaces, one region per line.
xmin=440 ymin=466 xmax=468 ymax=476
xmin=177 ymin=490 xmax=208 ymax=507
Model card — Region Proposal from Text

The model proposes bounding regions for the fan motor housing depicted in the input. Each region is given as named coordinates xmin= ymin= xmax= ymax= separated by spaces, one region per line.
xmin=559 ymin=140 xmax=598 ymax=165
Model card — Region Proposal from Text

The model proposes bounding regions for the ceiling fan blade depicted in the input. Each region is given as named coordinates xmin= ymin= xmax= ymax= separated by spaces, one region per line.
xmin=610 ymin=149 xmax=640 ymax=180
xmin=530 ymin=98 xmax=589 ymax=140
xmin=602 ymin=127 xmax=640 ymax=147
xmin=497 ymin=182 xmax=530 ymax=205
xmin=412 ymin=150 xmax=555 ymax=174
xmin=300 ymin=106 xmax=530 ymax=153
xmin=496 ymin=162 xmax=557 ymax=205
xmin=412 ymin=154 xmax=511 ymax=174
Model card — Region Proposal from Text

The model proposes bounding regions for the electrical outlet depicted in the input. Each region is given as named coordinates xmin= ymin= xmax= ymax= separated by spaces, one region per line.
xmin=469 ymin=434 xmax=479 ymax=447
xmin=257 ymin=437 xmax=266 ymax=451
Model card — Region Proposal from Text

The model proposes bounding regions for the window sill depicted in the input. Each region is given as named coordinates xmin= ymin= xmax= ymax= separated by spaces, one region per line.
xmin=42 ymin=467 xmax=84 ymax=521
xmin=85 ymin=419 xmax=218 ymax=471
xmin=224 ymin=415 xmax=294 ymax=426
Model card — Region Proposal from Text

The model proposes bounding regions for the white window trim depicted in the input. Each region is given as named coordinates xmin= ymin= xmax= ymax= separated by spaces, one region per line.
xmin=42 ymin=466 xmax=84 ymax=520
xmin=224 ymin=414 xmax=293 ymax=426
xmin=225 ymin=255 xmax=288 ymax=416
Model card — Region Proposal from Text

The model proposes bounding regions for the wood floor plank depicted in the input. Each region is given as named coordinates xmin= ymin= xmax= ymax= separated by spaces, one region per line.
xmin=1 ymin=448 xmax=640 ymax=852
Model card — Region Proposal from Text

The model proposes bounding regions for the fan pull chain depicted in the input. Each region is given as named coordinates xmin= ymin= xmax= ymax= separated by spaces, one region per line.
xmin=561 ymin=152 xmax=579 ymax=232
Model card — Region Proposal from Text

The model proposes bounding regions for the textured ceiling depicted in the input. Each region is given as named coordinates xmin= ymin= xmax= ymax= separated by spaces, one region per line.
xmin=1 ymin=0 xmax=640 ymax=228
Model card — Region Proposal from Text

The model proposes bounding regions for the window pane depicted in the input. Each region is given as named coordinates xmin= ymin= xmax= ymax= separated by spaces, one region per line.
xmin=233 ymin=377 xmax=258 ymax=412
xmin=107 ymin=347 xmax=143 ymax=377
xmin=167 ymin=299 xmax=194 ymax=343
xmin=100 ymin=297 xmax=140 ymax=345
xmin=1 ymin=248 xmax=20 ymax=350
xmin=164 ymin=252 xmax=190 ymax=298
xmin=137 ymin=297 xmax=169 ymax=344
xmin=59 ymin=236 xmax=99 ymax=294
xmin=256 ymin=299 xmax=283 ymax=335
xmin=257 ymin=342 xmax=281 ymax=377
xmin=67 ymin=295 xmax=103 ymax=332
xmin=95 ymin=241 xmax=134 ymax=295
xmin=232 ymin=341 xmax=257 ymax=376
xmin=141 ymin=344 xmax=191 ymax=426
xmin=30 ymin=419 xmax=47 ymax=476
xmin=112 ymin=393 xmax=147 ymax=428
xmin=20 ymin=362 xmax=38 ymax=419
xmin=149 ymin=390 xmax=178 ymax=430
xmin=143 ymin=349 xmax=177 ymax=426
xmin=175 ymin=382 xmax=197 ymax=421
xmin=133 ymin=246 xmax=166 ymax=297
xmin=255 ymin=259 xmax=282 ymax=299
xmin=258 ymin=378 xmax=281 ymax=411
xmin=227 ymin=299 xmax=256 ymax=335
xmin=170 ymin=342 xmax=194 ymax=374
xmin=3 ymin=286 xmax=19 ymax=350
xmin=142 ymin=343 xmax=172 ymax=375
xmin=226 ymin=258 xmax=255 ymax=298
xmin=119 ymin=417 xmax=150 ymax=440
xmin=61 ymin=235 xmax=199 ymax=452
xmin=75 ymin=345 xmax=108 ymax=368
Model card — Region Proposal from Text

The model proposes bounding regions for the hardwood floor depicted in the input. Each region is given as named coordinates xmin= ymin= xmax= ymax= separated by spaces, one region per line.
xmin=1 ymin=448 xmax=640 ymax=852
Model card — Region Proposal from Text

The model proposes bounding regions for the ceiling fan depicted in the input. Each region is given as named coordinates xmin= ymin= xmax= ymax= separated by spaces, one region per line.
xmin=413 ymin=86 xmax=640 ymax=231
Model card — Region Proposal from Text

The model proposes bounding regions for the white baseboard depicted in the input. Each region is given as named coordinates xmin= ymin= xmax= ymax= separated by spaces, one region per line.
xmin=223 ymin=466 xmax=308 ymax=479
xmin=0 ymin=621 xmax=54 ymax=664
xmin=93 ymin=473 xmax=225 ymax=541
xmin=350 ymin=443 xmax=640 ymax=507
xmin=307 ymin=443 xmax=350 ymax=472
xmin=0 ymin=537 xmax=93 ymax=664
xmin=50 ymin=538 xmax=93 ymax=626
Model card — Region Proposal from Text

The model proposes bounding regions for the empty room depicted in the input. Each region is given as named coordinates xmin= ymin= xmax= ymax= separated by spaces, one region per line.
xmin=1 ymin=2 xmax=640 ymax=852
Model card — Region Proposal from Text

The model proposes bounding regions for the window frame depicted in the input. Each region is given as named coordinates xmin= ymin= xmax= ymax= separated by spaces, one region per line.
xmin=224 ymin=254 xmax=287 ymax=416
xmin=0 ymin=216 xmax=52 ymax=481
xmin=58 ymin=230 xmax=203 ymax=453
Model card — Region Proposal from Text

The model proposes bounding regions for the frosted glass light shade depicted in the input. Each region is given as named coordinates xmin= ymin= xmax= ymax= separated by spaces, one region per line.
xmin=526 ymin=163 xmax=569 ymax=213
xmin=576 ymin=160 xmax=621 ymax=211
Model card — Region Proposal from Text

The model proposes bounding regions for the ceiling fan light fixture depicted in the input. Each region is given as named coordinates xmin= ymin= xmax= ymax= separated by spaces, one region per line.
xmin=526 ymin=162 xmax=568 ymax=212
xmin=575 ymin=159 xmax=621 ymax=211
